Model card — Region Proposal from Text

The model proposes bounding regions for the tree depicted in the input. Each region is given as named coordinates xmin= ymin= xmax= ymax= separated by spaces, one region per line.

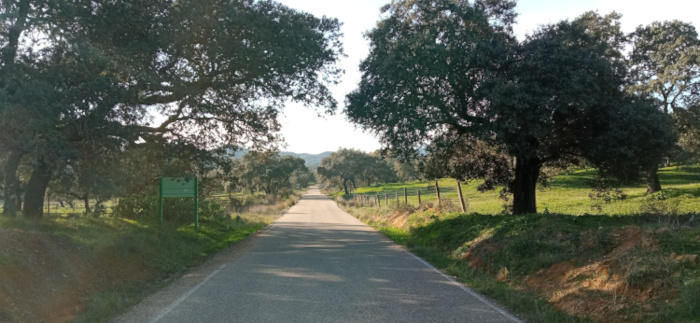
xmin=316 ymin=148 xmax=396 ymax=194
xmin=422 ymin=132 xmax=513 ymax=192
xmin=1 ymin=0 xmax=344 ymax=218
xmin=289 ymin=168 xmax=315 ymax=190
xmin=629 ymin=20 xmax=700 ymax=115
xmin=383 ymin=154 xmax=422 ymax=183
xmin=675 ymin=103 xmax=700 ymax=159
xmin=346 ymin=0 xmax=515 ymax=155
xmin=584 ymin=99 xmax=678 ymax=188
xmin=346 ymin=1 xmax=676 ymax=214
xmin=627 ymin=20 xmax=700 ymax=191
xmin=239 ymin=152 xmax=308 ymax=197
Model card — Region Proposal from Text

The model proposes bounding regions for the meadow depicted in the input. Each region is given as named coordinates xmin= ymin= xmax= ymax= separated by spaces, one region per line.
xmin=351 ymin=166 xmax=700 ymax=216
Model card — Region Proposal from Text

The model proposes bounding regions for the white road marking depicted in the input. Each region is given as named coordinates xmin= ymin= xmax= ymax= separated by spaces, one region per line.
xmin=404 ymin=251 xmax=523 ymax=323
xmin=148 ymin=264 xmax=227 ymax=323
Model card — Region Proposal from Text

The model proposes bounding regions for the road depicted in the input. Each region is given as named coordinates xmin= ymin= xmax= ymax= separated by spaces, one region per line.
xmin=118 ymin=186 xmax=521 ymax=323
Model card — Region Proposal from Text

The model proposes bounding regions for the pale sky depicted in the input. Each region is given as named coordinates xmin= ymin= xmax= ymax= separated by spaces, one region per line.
xmin=275 ymin=0 xmax=700 ymax=154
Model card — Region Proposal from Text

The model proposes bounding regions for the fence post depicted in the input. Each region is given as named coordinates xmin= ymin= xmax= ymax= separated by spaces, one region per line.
xmin=404 ymin=187 xmax=407 ymax=204
xmin=435 ymin=181 xmax=441 ymax=207
xmin=396 ymin=191 xmax=399 ymax=205
xmin=417 ymin=190 xmax=421 ymax=205
xmin=377 ymin=194 xmax=381 ymax=207
xmin=457 ymin=181 xmax=467 ymax=212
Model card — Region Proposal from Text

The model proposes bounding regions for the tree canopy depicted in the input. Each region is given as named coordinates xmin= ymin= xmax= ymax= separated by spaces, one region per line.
xmin=316 ymin=149 xmax=396 ymax=194
xmin=346 ymin=0 xmax=676 ymax=214
xmin=0 ymin=0 xmax=343 ymax=218
xmin=238 ymin=151 xmax=309 ymax=197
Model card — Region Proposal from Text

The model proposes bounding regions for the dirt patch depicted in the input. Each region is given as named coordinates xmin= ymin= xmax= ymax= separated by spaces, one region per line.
xmin=523 ymin=226 xmax=663 ymax=322
xmin=387 ymin=211 xmax=410 ymax=229
xmin=461 ymin=225 xmax=678 ymax=322
xmin=0 ymin=229 xmax=152 ymax=322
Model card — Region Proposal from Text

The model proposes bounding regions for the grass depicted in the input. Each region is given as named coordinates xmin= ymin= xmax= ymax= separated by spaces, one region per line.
xmin=352 ymin=166 xmax=700 ymax=215
xmin=336 ymin=166 xmax=700 ymax=322
xmin=0 ymin=191 xmax=301 ymax=322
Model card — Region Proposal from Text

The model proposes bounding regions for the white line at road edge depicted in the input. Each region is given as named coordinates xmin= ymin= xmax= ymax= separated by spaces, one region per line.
xmin=148 ymin=264 xmax=227 ymax=323
xmin=404 ymin=251 xmax=523 ymax=323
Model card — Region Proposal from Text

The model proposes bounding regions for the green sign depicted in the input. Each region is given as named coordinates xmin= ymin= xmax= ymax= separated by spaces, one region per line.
xmin=161 ymin=178 xmax=197 ymax=197
xmin=159 ymin=177 xmax=199 ymax=229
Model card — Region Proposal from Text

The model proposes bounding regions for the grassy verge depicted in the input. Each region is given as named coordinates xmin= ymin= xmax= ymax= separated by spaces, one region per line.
xmin=335 ymin=167 xmax=700 ymax=322
xmin=0 ymin=192 xmax=302 ymax=322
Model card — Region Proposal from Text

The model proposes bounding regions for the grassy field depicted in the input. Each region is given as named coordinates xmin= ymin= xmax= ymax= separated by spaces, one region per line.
xmin=351 ymin=166 xmax=700 ymax=215
xmin=0 ymin=191 xmax=301 ymax=322
xmin=336 ymin=166 xmax=700 ymax=322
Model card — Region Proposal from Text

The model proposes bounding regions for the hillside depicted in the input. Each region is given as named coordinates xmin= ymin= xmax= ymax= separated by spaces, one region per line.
xmin=230 ymin=150 xmax=331 ymax=168
xmin=279 ymin=151 xmax=332 ymax=168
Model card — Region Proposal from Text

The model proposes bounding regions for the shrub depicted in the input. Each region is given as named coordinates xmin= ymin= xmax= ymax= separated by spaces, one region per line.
xmin=114 ymin=194 xmax=229 ymax=223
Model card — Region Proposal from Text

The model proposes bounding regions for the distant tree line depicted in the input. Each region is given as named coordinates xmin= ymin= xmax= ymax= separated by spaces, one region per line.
xmin=344 ymin=0 xmax=700 ymax=214
xmin=228 ymin=151 xmax=314 ymax=198
xmin=316 ymin=148 xmax=420 ymax=194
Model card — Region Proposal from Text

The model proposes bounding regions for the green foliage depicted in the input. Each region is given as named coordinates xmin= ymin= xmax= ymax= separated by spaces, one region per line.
xmin=1 ymin=0 xmax=344 ymax=218
xmin=317 ymin=148 xmax=396 ymax=194
xmin=346 ymin=2 xmax=676 ymax=214
xmin=111 ymin=194 xmax=159 ymax=221
xmin=628 ymin=20 xmax=700 ymax=115
xmin=237 ymin=151 xmax=310 ymax=197
xmin=675 ymin=104 xmax=700 ymax=160
xmin=113 ymin=194 xmax=227 ymax=223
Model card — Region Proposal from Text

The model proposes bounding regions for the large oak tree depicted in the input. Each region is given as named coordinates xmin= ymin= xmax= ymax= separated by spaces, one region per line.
xmin=1 ymin=0 xmax=343 ymax=218
xmin=346 ymin=0 xmax=675 ymax=214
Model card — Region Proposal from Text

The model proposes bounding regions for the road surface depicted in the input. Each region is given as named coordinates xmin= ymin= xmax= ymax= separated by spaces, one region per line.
xmin=116 ymin=186 xmax=521 ymax=323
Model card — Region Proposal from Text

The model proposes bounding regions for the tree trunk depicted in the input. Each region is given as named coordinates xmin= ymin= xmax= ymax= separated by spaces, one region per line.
xmin=512 ymin=156 xmax=541 ymax=215
xmin=342 ymin=178 xmax=349 ymax=195
xmin=23 ymin=159 xmax=52 ymax=219
xmin=2 ymin=150 xmax=24 ymax=217
xmin=645 ymin=166 xmax=662 ymax=194
xmin=83 ymin=194 xmax=91 ymax=213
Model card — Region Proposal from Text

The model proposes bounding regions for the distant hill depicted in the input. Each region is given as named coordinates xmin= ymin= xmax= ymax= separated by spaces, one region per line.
xmin=279 ymin=151 xmax=332 ymax=168
xmin=229 ymin=150 xmax=332 ymax=168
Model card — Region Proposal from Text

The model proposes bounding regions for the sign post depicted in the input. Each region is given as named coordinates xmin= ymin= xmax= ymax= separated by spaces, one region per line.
xmin=159 ymin=177 xmax=199 ymax=230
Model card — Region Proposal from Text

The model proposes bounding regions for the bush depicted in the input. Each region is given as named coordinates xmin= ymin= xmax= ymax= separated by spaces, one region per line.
xmin=112 ymin=194 xmax=159 ymax=221
xmin=113 ymin=194 xmax=229 ymax=223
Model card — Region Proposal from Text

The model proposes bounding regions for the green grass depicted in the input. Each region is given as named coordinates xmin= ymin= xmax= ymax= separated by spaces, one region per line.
xmin=352 ymin=166 xmax=700 ymax=215
xmin=0 ymin=191 xmax=300 ymax=322
xmin=338 ymin=166 xmax=700 ymax=322
xmin=74 ymin=218 xmax=265 ymax=322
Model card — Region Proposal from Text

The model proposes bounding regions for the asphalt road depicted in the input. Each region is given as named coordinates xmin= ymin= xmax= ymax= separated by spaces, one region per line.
xmin=124 ymin=186 xmax=521 ymax=323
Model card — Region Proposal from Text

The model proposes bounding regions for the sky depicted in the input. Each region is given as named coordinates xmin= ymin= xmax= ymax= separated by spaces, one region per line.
xmin=274 ymin=0 xmax=700 ymax=154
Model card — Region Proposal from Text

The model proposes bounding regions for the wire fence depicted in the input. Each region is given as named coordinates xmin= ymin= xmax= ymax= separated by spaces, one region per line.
xmin=348 ymin=181 xmax=469 ymax=212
